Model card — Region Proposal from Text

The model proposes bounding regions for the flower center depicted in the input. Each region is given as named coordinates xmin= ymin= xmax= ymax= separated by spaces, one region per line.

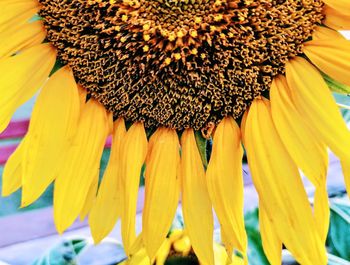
xmin=39 ymin=0 xmax=324 ymax=130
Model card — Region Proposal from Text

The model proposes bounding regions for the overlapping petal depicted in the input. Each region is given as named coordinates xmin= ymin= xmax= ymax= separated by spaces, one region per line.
xmin=89 ymin=118 xmax=126 ymax=243
xmin=0 ymin=21 xmax=46 ymax=58
xmin=259 ymin=203 xmax=282 ymax=265
xmin=142 ymin=128 xmax=180 ymax=259
xmin=323 ymin=5 xmax=350 ymax=30
xmin=304 ymin=38 xmax=350 ymax=86
xmin=0 ymin=0 xmax=39 ymax=32
xmin=206 ymin=117 xmax=247 ymax=260
xmin=322 ymin=0 xmax=350 ymax=16
xmin=181 ymin=129 xmax=214 ymax=265
xmin=312 ymin=26 xmax=345 ymax=41
xmin=0 ymin=44 xmax=56 ymax=133
xmin=1 ymin=138 xmax=27 ymax=196
xmin=21 ymin=66 xmax=80 ymax=207
xmin=243 ymin=98 xmax=327 ymax=265
xmin=53 ymin=100 xmax=111 ymax=233
xmin=270 ymin=75 xmax=329 ymax=241
xmin=286 ymin=57 xmax=350 ymax=162
xmin=120 ymin=123 xmax=148 ymax=255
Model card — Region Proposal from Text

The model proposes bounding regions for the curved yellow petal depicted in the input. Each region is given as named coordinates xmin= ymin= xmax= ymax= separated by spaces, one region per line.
xmin=1 ymin=137 xmax=27 ymax=196
xmin=80 ymin=171 xmax=98 ymax=221
xmin=0 ymin=0 xmax=39 ymax=32
xmin=322 ymin=0 xmax=350 ymax=16
xmin=304 ymin=38 xmax=350 ymax=86
xmin=286 ymin=57 xmax=350 ymax=162
xmin=155 ymin=239 xmax=171 ymax=265
xmin=270 ymin=76 xmax=328 ymax=186
xmin=21 ymin=66 xmax=80 ymax=207
xmin=78 ymin=85 xmax=88 ymax=107
xmin=89 ymin=118 xmax=126 ymax=243
xmin=142 ymin=128 xmax=180 ymax=259
xmin=128 ymin=248 xmax=151 ymax=265
xmin=0 ymin=21 xmax=46 ymax=58
xmin=213 ymin=243 xmax=245 ymax=265
xmin=181 ymin=129 xmax=214 ymax=265
xmin=54 ymin=100 xmax=111 ymax=233
xmin=324 ymin=5 xmax=350 ymax=30
xmin=270 ymin=76 xmax=330 ymax=241
xmin=0 ymin=44 xmax=56 ymax=133
xmin=259 ymin=203 xmax=282 ymax=265
xmin=243 ymin=98 xmax=327 ymax=264
xmin=120 ymin=123 xmax=148 ymax=255
xmin=312 ymin=26 xmax=345 ymax=41
xmin=313 ymin=183 xmax=330 ymax=240
xmin=206 ymin=117 xmax=247 ymax=259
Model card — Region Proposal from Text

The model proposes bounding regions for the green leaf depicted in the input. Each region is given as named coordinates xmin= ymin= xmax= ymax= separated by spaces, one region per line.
xmin=323 ymin=73 xmax=350 ymax=95
xmin=327 ymin=198 xmax=350 ymax=261
xmin=29 ymin=14 xmax=42 ymax=22
xmin=244 ymin=209 xmax=270 ymax=265
xmin=49 ymin=59 xmax=64 ymax=77
xmin=334 ymin=93 xmax=350 ymax=124
xmin=194 ymin=131 xmax=208 ymax=168
xmin=32 ymin=239 xmax=87 ymax=265
xmin=78 ymin=240 xmax=126 ymax=265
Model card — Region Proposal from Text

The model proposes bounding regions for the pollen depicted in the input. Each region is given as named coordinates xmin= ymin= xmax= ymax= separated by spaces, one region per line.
xmin=38 ymin=0 xmax=324 ymax=130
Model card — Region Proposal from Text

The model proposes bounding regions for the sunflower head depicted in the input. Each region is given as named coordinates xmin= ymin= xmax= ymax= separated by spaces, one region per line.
xmin=39 ymin=0 xmax=323 ymax=130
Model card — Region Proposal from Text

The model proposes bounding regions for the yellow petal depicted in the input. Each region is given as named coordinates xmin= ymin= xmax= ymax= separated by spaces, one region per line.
xmin=0 ymin=0 xmax=39 ymax=32
xmin=155 ymin=239 xmax=172 ymax=265
xmin=213 ymin=243 xmax=230 ymax=265
xmin=20 ymin=66 xmax=80 ymax=207
xmin=78 ymin=85 xmax=88 ymax=107
xmin=270 ymin=76 xmax=328 ymax=186
xmin=120 ymin=123 xmax=148 ymax=255
xmin=213 ymin=243 xmax=245 ymax=265
xmin=259 ymin=203 xmax=282 ymax=265
xmin=311 ymin=26 xmax=345 ymax=41
xmin=322 ymin=0 xmax=350 ymax=16
xmin=180 ymin=129 xmax=214 ymax=265
xmin=324 ymin=5 xmax=350 ymax=30
xmin=128 ymin=248 xmax=151 ymax=265
xmin=243 ymin=98 xmax=327 ymax=264
xmin=1 ymin=137 xmax=27 ymax=196
xmin=270 ymin=75 xmax=330 ymax=241
xmin=80 ymin=171 xmax=99 ymax=221
xmin=0 ymin=21 xmax=46 ymax=58
xmin=89 ymin=118 xmax=126 ymax=243
xmin=304 ymin=38 xmax=350 ymax=86
xmin=0 ymin=44 xmax=56 ymax=133
xmin=142 ymin=128 xmax=180 ymax=259
xmin=313 ymin=182 xmax=330 ymax=241
xmin=54 ymin=100 xmax=111 ymax=233
xmin=286 ymin=57 xmax=350 ymax=162
xmin=206 ymin=117 xmax=247 ymax=259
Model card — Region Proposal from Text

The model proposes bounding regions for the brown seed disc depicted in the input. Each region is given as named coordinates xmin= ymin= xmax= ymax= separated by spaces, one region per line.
xmin=38 ymin=0 xmax=324 ymax=130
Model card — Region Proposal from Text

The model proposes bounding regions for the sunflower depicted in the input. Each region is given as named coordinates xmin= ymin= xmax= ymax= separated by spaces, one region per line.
xmin=1 ymin=0 xmax=350 ymax=264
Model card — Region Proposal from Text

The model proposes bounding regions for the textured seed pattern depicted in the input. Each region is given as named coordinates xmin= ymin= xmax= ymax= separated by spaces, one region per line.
xmin=38 ymin=0 xmax=324 ymax=130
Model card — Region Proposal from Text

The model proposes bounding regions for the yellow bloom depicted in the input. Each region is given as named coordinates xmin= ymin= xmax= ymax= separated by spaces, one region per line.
xmin=121 ymin=229 xmax=245 ymax=265
xmin=1 ymin=0 xmax=350 ymax=264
